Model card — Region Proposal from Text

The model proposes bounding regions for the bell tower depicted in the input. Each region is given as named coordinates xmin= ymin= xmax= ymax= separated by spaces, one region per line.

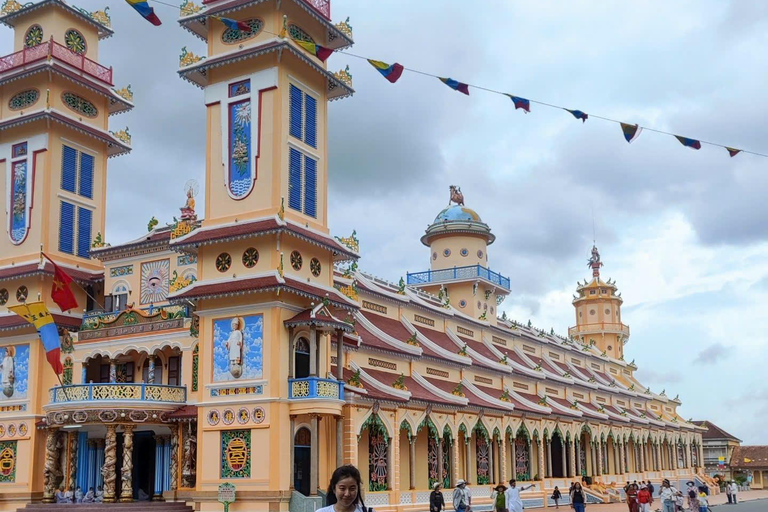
xmin=0 ymin=0 xmax=131 ymax=311
xmin=568 ymin=245 xmax=630 ymax=359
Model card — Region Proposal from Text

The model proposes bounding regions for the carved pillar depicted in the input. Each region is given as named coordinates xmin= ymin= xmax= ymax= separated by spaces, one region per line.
xmin=597 ymin=440 xmax=604 ymax=476
xmin=451 ymin=435 xmax=459 ymax=487
xmin=102 ymin=424 xmax=118 ymax=503
xmin=67 ymin=431 xmax=78 ymax=490
xmin=386 ymin=436 xmax=394 ymax=490
xmin=545 ymin=437 xmax=552 ymax=478
xmin=95 ymin=439 xmax=105 ymax=489
xmin=309 ymin=326 xmax=318 ymax=377
xmin=699 ymin=443 xmax=704 ymax=469
xmin=336 ymin=416 xmax=343 ymax=469
xmin=288 ymin=328 xmax=295 ymax=379
xmin=499 ymin=436 xmax=507 ymax=483
xmin=488 ymin=436 xmax=494 ymax=483
xmin=437 ymin=435 xmax=445 ymax=486
xmin=561 ymin=438 xmax=567 ymax=478
xmin=120 ymin=425 xmax=135 ymax=502
xmin=109 ymin=359 xmax=117 ymax=383
xmin=510 ymin=435 xmax=517 ymax=480
xmin=336 ymin=329 xmax=344 ymax=379
xmin=409 ymin=436 xmax=416 ymax=490
xmin=620 ymin=442 xmax=626 ymax=474
xmin=569 ymin=438 xmax=577 ymax=478
xmin=169 ymin=424 xmax=179 ymax=491
xmin=153 ymin=435 xmax=165 ymax=500
xmin=181 ymin=421 xmax=197 ymax=488
xmin=537 ymin=437 xmax=544 ymax=481
xmin=147 ymin=355 xmax=156 ymax=383
xmin=574 ymin=438 xmax=580 ymax=476
xmin=289 ymin=417 xmax=295 ymax=490
xmin=310 ymin=415 xmax=319 ymax=495
xmin=465 ymin=435 xmax=471 ymax=482
xmin=42 ymin=428 xmax=60 ymax=503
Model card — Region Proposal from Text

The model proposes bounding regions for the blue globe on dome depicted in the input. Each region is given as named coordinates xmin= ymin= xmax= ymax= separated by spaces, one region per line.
xmin=433 ymin=205 xmax=482 ymax=224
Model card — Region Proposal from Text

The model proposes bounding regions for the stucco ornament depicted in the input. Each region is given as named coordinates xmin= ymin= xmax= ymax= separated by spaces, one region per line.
xmin=114 ymin=84 xmax=133 ymax=102
xmin=449 ymin=185 xmax=464 ymax=206
xmin=179 ymin=0 xmax=202 ymax=16
xmin=335 ymin=16 xmax=352 ymax=38
xmin=179 ymin=46 xmax=204 ymax=67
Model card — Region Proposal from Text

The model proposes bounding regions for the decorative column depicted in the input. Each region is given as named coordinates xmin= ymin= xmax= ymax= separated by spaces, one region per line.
xmin=336 ymin=417 xmax=343 ymax=469
xmin=639 ymin=441 xmax=645 ymax=473
xmin=386 ymin=436 xmax=394 ymax=490
xmin=465 ymin=436 xmax=471 ymax=482
xmin=545 ymin=437 xmax=552 ymax=478
xmin=181 ymin=422 xmax=197 ymax=489
xmin=153 ymin=435 xmax=165 ymax=500
xmin=612 ymin=443 xmax=618 ymax=475
xmin=147 ymin=355 xmax=156 ymax=383
xmin=170 ymin=424 xmax=179 ymax=491
xmin=109 ymin=359 xmax=117 ymax=383
xmin=437 ymin=436 xmax=445 ymax=486
xmin=561 ymin=439 xmax=567 ymax=478
xmin=499 ymin=436 xmax=507 ymax=483
xmin=309 ymin=326 xmax=318 ymax=377
xmin=589 ymin=442 xmax=596 ymax=476
xmin=409 ymin=437 xmax=416 ymax=490
xmin=336 ymin=329 xmax=344 ymax=378
xmin=81 ymin=363 xmax=88 ymax=383
xmin=288 ymin=328 xmax=295 ymax=379
xmin=120 ymin=425 xmax=135 ymax=502
xmin=289 ymin=417 xmax=295 ymax=490
xmin=42 ymin=428 xmax=60 ymax=503
xmin=310 ymin=415 xmax=319 ymax=495
xmin=595 ymin=440 xmax=601 ymax=476
xmin=451 ymin=435 xmax=459 ymax=487
xmin=102 ymin=424 xmax=118 ymax=503
xmin=574 ymin=439 xmax=580 ymax=476
xmin=67 ymin=431 xmax=78 ymax=490
xmin=699 ymin=443 xmax=704 ymax=470
xmin=510 ymin=435 xmax=517 ymax=479
xmin=488 ymin=436 xmax=494 ymax=483
xmin=95 ymin=439 xmax=105 ymax=489
xmin=537 ymin=437 xmax=544 ymax=482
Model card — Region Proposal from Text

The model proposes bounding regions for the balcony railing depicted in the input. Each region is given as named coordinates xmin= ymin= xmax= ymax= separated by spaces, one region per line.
xmin=0 ymin=38 xmax=112 ymax=85
xmin=288 ymin=377 xmax=344 ymax=400
xmin=79 ymin=304 xmax=192 ymax=340
xmin=49 ymin=383 xmax=187 ymax=404
xmin=568 ymin=323 xmax=630 ymax=337
xmin=407 ymin=264 xmax=511 ymax=290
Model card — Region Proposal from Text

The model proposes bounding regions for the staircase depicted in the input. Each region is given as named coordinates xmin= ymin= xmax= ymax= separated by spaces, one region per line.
xmin=18 ymin=502 xmax=193 ymax=512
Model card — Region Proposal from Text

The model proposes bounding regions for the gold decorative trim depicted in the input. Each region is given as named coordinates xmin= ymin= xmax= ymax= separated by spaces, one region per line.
xmin=114 ymin=84 xmax=133 ymax=102
xmin=110 ymin=127 xmax=131 ymax=145
xmin=179 ymin=46 xmax=204 ymax=67
xmin=179 ymin=0 xmax=202 ymax=16
xmin=333 ymin=65 xmax=352 ymax=88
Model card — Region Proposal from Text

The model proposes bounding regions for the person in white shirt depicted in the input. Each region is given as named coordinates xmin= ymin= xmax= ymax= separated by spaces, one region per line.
xmin=317 ymin=465 xmax=371 ymax=512
xmin=505 ymin=479 xmax=534 ymax=512
xmin=658 ymin=479 xmax=681 ymax=512
xmin=729 ymin=481 xmax=738 ymax=504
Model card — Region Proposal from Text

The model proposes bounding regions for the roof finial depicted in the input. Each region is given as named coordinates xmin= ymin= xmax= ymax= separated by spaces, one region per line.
xmin=588 ymin=244 xmax=603 ymax=278
xmin=448 ymin=185 xmax=464 ymax=206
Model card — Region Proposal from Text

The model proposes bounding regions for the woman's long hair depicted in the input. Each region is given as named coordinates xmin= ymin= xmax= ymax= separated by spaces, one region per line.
xmin=326 ymin=465 xmax=367 ymax=511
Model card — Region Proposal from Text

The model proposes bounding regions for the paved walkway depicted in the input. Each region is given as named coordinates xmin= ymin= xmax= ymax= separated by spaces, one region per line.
xmin=523 ymin=490 xmax=768 ymax=511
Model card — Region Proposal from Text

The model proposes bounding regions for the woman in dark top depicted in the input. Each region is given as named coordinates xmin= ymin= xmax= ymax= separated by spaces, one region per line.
xmin=570 ymin=482 xmax=586 ymax=512
xmin=552 ymin=486 xmax=562 ymax=508
xmin=430 ymin=482 xmax=445 ymax=512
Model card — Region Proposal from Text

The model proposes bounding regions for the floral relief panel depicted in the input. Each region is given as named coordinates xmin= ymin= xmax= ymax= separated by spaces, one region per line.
xmin=213 ymin=314 xmax=263 ymax=382
xmin=9 ymin=159 xmax=30 ymax=244
xmin=228 ymin=96 xmax=252 ymax=198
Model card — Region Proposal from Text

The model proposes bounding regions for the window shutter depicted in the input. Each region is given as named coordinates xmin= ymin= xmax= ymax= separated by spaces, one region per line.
xmin=61 ymin=145 xmax=77 ymax=193
xmin=289 ymin=85 xmax=303 ymax=140
xmin=288 ymin=147 xmax=302 ymax=211
xmin=77 ymin=207 xmax=92 ymax=258
xmin=304 ymin=155 xmax=317 ymax=218
xmin=304 ymin=94 xmax=317 ymax=148
xmin=59 ymin=201 xmax=75 ymax=254
xmin=79 ymin=153 xmax=94 ymax=199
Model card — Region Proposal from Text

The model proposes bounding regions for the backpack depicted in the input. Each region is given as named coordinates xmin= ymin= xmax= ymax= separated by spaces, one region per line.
xmin=688 ymin=489 xmax=697 ymax=499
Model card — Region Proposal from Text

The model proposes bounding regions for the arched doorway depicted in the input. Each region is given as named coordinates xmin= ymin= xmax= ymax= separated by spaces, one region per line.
xmin=293 ymin=428 xmax=311 ymax=496
xmin=133 ymin=432 xmax=156 ymax=499
xmin=551 ymin=433 xmax=565 ymax=477
xmin=294 ymin=337 xmax=310 ymax=378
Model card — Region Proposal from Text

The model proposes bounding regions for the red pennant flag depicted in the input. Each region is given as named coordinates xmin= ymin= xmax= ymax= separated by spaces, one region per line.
xmin=43 ymin=254 xmax=78 ymax=312
xmin=725 ymin=147 xmax=741 ymax=157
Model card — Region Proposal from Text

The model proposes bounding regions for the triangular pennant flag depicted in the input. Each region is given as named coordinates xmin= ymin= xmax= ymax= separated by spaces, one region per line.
xmin=125 ymin=0 xmax=161 ymax=25
xmin=505 ymin=94 xmax=530 ymax=113
xmin=367 ymin=59 xmax=404 ymax=84
xmin=42 ymin=253 xmax=78 ymax=312
xmin=8 ymin=302 xmax=63 ymax=374
xmin=438 ymin=77 xmax=469 ymax=95
xmin=726 ymin=147 xmax=741 ymax=157
xmin=213 ymin=16 xmax=251 ymax=32
xmin=620 ymin=123 xmax=642 ymax=143
xmin=675 ymin=135 xmax=701 ymax=150
xmin=565 ymin=109 xmax=588 ymax=122
xmin=294 ymin=39 xmax=333 ymax=62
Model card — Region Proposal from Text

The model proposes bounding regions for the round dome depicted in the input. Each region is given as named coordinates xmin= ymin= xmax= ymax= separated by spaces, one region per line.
xmin=433 ymin=205 xmax=482 ymax=224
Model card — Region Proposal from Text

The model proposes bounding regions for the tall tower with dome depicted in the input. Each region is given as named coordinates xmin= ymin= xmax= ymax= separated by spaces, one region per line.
xmin=407 ymin=186 xmax=510 ymax=325
xmin=568 ymin=245 xmax=630 ymax=360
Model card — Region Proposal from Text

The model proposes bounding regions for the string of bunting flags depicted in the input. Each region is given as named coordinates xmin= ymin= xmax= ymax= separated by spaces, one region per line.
xmin=129 ymin=0 xmax=765 ymax=158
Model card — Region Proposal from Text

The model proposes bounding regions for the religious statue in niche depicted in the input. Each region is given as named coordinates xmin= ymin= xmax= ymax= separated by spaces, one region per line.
xmin=213 ymin=314 xmax=263 ymax=382
xmin=0 ymin=345 xmax=26 ymax=400
xmin=0 ymin=347 xmax=14 ymax=398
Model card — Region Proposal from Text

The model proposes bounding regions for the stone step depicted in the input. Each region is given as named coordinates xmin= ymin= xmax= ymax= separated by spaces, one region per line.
xmin=18 ymin=502 xmax=193 ymax=512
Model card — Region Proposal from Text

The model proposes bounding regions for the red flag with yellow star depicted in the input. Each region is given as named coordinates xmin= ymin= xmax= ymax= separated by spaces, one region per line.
xmin=43 ymin=254 xmax=78 ymax=312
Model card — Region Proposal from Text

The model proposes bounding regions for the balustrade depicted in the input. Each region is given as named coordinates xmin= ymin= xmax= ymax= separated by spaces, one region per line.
xmin=288 ymin=377 xmax=344 ymax=400
xmin=49 ymin=383 xmax=187 ymax=404
xmin=0 ymin=39 xmax=112 ymax=84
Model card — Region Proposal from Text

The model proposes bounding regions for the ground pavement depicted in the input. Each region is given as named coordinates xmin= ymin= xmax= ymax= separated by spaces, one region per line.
xmin=523 ymin=489 xmax=768 ymax=512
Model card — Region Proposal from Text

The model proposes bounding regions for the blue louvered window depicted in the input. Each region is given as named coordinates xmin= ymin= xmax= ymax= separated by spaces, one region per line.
xmin=289 ymin=147 xmax=302 ymax=211
xmin=304 ymin=156 xmax=317 ymax=218
xmin=77 ymin=207 xmax=92 ymax=258
xmin=289 ymin=84 xmax=303 ymax=140
xmin=79 ymin=153 xmax=94 ymax=199
xmin=304 ymin=94 xmax=317 ymax=148
xmin=59 ymin=201 xmax=75 ymax=254
xmin=62 ymin=145 xmax=77 ymax=192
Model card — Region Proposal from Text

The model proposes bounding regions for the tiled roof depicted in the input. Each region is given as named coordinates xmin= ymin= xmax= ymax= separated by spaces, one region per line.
xmin=0 ymin=313 xmax=81 ymax=331
xmin=91 ymin=227 xmax=173 ymax=260
xmin=284 ymin=307 xmax=354 ymax=332
xmin=730 ymin=446 xmax=768 ymax=468
xmin=168 ymin=405 xmax=198 ymax=421
xmin=0 ymin=261 xmax=103 ymax=284
xmin=695 ymin=420 xmax=742 ymax=442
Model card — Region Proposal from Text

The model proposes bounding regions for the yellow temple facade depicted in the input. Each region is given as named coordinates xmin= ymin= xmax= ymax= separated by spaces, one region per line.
xmin=0 ymin=0 xmax=707 ymax=511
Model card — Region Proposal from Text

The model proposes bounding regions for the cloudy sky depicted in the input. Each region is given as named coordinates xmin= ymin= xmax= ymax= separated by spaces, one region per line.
xmin=6 ymin=0 xmax=766 ymax=442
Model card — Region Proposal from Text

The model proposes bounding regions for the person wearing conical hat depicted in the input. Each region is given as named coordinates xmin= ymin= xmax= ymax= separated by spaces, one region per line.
xmin=490 ymin=484 xmax=507 ymax=512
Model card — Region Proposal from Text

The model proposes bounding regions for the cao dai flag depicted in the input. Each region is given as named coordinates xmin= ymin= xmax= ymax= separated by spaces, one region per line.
xmin=675 ymin=135 xmax=701 ymax=150
xmin=125 ymin=0 xmax=161 ymax=25
xmin=565 ymin=109 xmax=588 ymax=122
xmin=213 ymin=16 xmax=251 ymax=32
xmin=367 ymin=59 xmax=404 ymax=83
xmin=43 ymin=253 xmax=78 ymax=312
xmin=438 ymin=77 xmax=470 ymax=95
xmin=726 ymin=147 xmax=742 ymax=157
xmin=505 ymin=94 xmax=530 ymax=113
xmin=294 ymin=40 xmax=333 ymax=62
xmin=8 ymin=302 xmax=63 ymax=374
xmin=620 ymin=123 xmax=642 ymax=143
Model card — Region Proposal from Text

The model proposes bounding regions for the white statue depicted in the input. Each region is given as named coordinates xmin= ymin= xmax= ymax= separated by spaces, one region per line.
xmin=224 ymin=317 xmax=244 ymax=378
xmin=0 ymin=347 xmax=15 ymax=398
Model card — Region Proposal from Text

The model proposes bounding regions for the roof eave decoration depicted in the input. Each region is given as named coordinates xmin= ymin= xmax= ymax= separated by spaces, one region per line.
xmin=507 ymin=387 xmax=551 ymax=414
xmin=177 ymin=0 xmax=353 ymax=49
xmin=353 ymin=312 xmax=421 ymax=356
xmin=479 ymin=337 xmax=541 ymax=379
xmin=462 ymin=379 xmax=514 ymax=411
xmin=349 ymin=361 xmax=411 ymax=401
xmin=177 ymin=39 xmax=354 ymax=100
xmin=544 ymin=395 xmax=583 ymax=417
xmin=109 ymin=86 xmax=134 ymax=116
xmin=401 ymin=315 xmax=472 ymax=366
xmin=284 ymin=303 xmax=354 ymax=332
xmin=0 ymin=0 xmax=114 ymax=39
xmin=411 ymin=371 xmax=468 ymax=406
xmin=445 ymin=328 xmax=510 ymax=374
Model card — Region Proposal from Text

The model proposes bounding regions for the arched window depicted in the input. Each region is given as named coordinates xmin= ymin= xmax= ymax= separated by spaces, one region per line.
xmin=294 ymin=337 xmax=310 ymax=378
xmin=106 ymin=282 xmax=129 ymax=312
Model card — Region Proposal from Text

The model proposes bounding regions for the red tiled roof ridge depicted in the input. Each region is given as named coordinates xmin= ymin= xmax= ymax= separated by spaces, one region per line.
xmin=695 ymin=420 xmax=742 ymax=442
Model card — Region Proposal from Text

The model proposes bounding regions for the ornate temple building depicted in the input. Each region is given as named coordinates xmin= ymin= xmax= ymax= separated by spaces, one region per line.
xmin=0 ymin=0 xmax=707 ymax=510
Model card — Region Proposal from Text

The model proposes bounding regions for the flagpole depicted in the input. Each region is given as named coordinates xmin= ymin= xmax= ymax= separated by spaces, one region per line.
xmin=41 ymin=252 xmax=106 ymax=312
